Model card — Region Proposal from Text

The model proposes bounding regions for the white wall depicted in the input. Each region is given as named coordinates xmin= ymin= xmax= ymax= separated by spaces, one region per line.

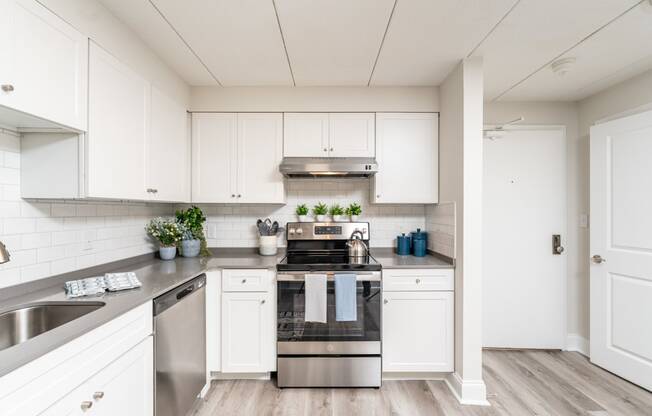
xmin=484 ymin=101 xmax=586 ymax=343
xmin=38 ymin=0 xmax=190 ymax=106
xmin=199 ymin=178 xmax=426 ymax=248
xmin=440 ymin=57 xmax=486 ymax=404
xmin=191 ymin=86 xmax=439 ymax=112
xmin=0 ymin=131 xmax=171 ymax=289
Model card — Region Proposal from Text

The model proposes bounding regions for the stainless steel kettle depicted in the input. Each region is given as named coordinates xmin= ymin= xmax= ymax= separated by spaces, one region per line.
xmin=347 ymin=230 xmax=368 ymax=263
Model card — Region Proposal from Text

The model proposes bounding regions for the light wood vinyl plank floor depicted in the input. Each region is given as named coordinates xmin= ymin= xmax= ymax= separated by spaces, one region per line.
xmin=192 ymin=350 xmax=652 ymax=416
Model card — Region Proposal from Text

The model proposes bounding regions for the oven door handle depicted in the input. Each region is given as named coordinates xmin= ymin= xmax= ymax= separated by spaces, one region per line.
xmin=277 ymin=272 xmax=381 ymax=282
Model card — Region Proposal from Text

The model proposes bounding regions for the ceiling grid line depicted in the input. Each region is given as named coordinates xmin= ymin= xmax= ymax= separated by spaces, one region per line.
xmin=272 ymin=0 xmax=296 ymax=87
xmin=147 ymin=0 xmax=224 ymax=86
xmin=466 ymin=0 xmax=523 ymax=58
xmin=491 ymin=0 xmax=647 ymax=101
xmin=367 ymin=0 xmax=398 ymax=86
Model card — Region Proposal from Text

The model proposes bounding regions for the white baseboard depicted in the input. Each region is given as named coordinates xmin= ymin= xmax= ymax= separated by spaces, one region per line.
xmin=565 ymin=334 xmax=590 ymax=357
xmin=382 ymin=372 xmax=447 ymax=381
xmin=444 ymin=372 xmax=490 ymax=406
xmin=209 ymin=372 xmax=271 ymax=380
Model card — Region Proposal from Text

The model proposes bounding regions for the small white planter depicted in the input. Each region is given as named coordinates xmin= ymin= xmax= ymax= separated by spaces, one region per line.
xmin=332 ymin=215 xmax=346 ymax=222
xmin=315 ymin=215 xmax=328 ymax=222
xmin=350 ymin=215 xmax=360 ymax=222
xmin=297 ymin=215 xmax=309 ymax=222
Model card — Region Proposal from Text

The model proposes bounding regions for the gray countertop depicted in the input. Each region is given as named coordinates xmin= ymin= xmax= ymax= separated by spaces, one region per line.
xmin=0 ymin=248 xmax=451 ymax=378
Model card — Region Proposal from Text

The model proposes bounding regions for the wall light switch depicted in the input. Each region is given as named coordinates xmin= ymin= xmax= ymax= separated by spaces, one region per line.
xmin=579 ymin=214 xmax=589 ymax=228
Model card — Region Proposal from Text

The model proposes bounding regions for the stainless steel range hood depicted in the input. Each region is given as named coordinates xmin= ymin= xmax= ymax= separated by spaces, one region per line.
xmin=279 ymin=157 xmax=378 ymax=178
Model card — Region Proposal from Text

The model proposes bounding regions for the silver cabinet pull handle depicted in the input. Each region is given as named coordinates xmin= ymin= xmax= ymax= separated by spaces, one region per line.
xmin=93 ymin=391 xmax=105 ymax=400
xmin=81 ymin=401 xmax=93 ymax=411
xmin=242 ymin=279 xmax=247 ymax=283
xmin=1 ymin=84 xmax=14 ymax=92
xmin=383 ymin=299 xmax=388 ymax=304
xmin=261 ymin=299 xmax=266 ymax=304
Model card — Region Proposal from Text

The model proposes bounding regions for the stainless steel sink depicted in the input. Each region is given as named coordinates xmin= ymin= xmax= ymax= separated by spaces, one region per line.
xmin=0 ymin=301 xmax=105 ymax=351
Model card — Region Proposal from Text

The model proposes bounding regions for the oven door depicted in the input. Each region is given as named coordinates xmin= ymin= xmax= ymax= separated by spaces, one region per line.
xmin=277 ymin=271 xmax=381 ymax=355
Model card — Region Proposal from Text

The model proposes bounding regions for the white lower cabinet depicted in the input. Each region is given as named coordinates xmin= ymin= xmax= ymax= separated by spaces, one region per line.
xmin=382 ymin=269 xmax=454 ymax=373
xmin=43 ymin=336 xmax=153 ymax=416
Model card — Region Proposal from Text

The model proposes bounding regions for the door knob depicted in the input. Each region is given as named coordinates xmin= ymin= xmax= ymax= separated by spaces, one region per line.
xmin=552 ymin=234 xmax=564 ymax=255
xmin=93 ymin=391 xmax=105 ymax=400
xmin=591 ymin=255 xmax=605 ymax=264
xmin=1 ymin=84 xmax=14 ymax=92
xmin=80 ymin=401 xmax=93 ymax=411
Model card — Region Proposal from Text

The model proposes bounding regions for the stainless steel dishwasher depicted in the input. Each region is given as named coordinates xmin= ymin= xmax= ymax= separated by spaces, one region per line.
xmin=154 ymin=274 xmax=206 ymax=416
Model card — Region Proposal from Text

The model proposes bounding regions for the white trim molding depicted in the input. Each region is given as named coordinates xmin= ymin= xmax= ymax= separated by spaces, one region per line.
xmin=565 ymin=334 xmax=590 ymax=357
xmin=444 ymin=372 xmax=490 ymax=406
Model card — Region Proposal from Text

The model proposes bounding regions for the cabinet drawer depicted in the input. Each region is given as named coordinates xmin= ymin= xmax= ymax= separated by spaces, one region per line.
xmin=222 ymin=269 xmax=271 ymax=292
xmin=382 ymin=269 xmax=453 ymax=292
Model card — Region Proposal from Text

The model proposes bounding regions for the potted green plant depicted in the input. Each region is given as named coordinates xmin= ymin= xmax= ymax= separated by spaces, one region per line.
xmin=346 ymin=202 xmax=362 ymax=221
xmin=296 ymin=204 xmax=310 ymax=222
xmin=175 ymin=206 xmax=211 ymax=257
xmin=145 ymin=218 xmax=184 ymax=260
xmin=313 ymin=202 xmax=329 ymax=222
xmin=330 ymin=204 xmax=345 ymax=222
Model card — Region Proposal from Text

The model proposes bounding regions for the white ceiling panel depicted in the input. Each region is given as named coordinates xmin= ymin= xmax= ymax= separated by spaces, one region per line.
xmin=500 ymin=3 xmax=652 ymax=101
xmin=274 ymin=0 xmax=395 ymax=86
xmin=152 ymin=0 xmax=293 ymax=86
xmin=99 ymin=0 xmax=217 ymax=85
xmin=370 ymin=0 xmax=517 ymax=86
xmin=475 ymin=0 xmax=641 ymax=100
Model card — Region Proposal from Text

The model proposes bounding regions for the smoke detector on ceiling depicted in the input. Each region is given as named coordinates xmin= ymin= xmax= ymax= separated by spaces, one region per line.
xmin=550 ymin=57 xmax=576 ymax=76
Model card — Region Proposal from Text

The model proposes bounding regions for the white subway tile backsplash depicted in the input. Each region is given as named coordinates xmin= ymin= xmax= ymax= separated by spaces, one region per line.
xmin=426 ymin=202 xmax=455 ymax=259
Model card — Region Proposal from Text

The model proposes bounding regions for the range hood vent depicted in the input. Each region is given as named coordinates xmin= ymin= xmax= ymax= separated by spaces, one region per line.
xmin=279 ymin=157 xmax=378 ymax=178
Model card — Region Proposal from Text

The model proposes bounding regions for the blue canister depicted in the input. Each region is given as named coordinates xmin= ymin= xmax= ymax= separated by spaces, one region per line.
xmin=396 ymin=233 xmax=411 ymax=256
xmin=410 ymin=228 xmax=428 ymax=257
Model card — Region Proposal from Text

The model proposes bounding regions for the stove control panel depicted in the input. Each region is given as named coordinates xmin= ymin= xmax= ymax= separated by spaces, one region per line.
xmin=286 ymin=222 xmax=369 ymax=240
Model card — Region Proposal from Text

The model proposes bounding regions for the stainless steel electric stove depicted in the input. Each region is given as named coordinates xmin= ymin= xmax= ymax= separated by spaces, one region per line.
xmin=276 ymin=222 xmax=382 ymax=388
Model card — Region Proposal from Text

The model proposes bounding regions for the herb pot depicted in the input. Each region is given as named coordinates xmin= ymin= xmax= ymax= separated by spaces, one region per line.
xmin=350 ymin=215 xmax=360 ymax=222
xmin=159 ymin=246 xmax=177 ymax=260
xmin=298 ymin=215 xmax=309 ymax=222
xmin=333 ymin=215 xmax=346 ymax=222
xmin=316 ymin=215 xmax=327 ymax=222
xmin=180 ymin=239 xmax=201 ymax=257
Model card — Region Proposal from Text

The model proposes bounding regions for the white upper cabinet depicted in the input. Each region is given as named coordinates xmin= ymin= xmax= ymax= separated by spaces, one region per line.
xmin=328 ymin=113 xmax=375 ymax=157
xmin=192 ymin=113 xmax=285 ymax=204
xmin=148 ymin=86 xmax=190 ymax=202
xmin=373 ymin=113 xmax=438 ymax=204
xmin=283 ymin=113 xmax=329 ymax=157
xmin=0 ymin=0 xmax=88 ymax=131
xmin=283 ymin=113 xmax=375 ymax=158
xmin=87 ymin=41 xmax=149 ymax=200
xmin=237 ymin=113 xmax=285 ymax=203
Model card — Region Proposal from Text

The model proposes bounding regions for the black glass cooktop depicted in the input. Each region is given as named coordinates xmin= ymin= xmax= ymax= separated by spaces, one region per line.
xmin=276 ymin=251 xmax=382 ymax=272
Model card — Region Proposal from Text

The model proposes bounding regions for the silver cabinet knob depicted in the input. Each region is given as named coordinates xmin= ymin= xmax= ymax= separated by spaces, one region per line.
xmin=323 ymin=148 xmax=328 ymax=152
xmin=146 ymin=188 xmax=153 ymax=193
xmin=416 ymin=278 xmax=421 ymax=284
xmin=330 ymin=147 xmax=334 ymax=151
xmin=242 ymin=279 xmax=247 ymax=283
xmin=93 ymin=391 xmax=105 ymax=400
xmin=231 ymin=194 xmax=236 ymax=197
xmin=1 ymin=84 xmax=14 ymax=92
xmin=261 ymin=299 xmax=266 ymax=304
xmin=376 ymin=194 xmax=380 ymax=198
xmin=383 ymin=299 xmax=388 ymax=304
xmin=237 ymin=194 xmax=241 ymax=198
xmin=591 ymin=254 xmax=606 ymax=264
xmin=81 ymin=401 xmax=93 ymax=411
xmin=152 ymin=189 xmax=158 ymax=194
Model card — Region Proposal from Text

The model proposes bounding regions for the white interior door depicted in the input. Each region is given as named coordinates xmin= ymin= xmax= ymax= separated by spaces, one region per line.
xmin=483 ymin=127 xmax=567 ymax=349
xmin=590 ymin=110 xmax=652 ymax=391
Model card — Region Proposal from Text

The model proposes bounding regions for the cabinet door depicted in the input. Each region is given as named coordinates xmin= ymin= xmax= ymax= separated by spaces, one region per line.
xmin=87 ymin=41 xmax=149 ymax=200
xmin=328 ymin=113 xmax=375 ymax=157
xmin=283 ymin=113 xmax=329 ymax=157
xmin=221 ymin=291 xmax=274 ymax=373
xmin=191 ymin=113 xmax=237 ymax=203
xmin=2 ymin=0 xmax=88 ymax=130
xmin=42 ymin=336 xmax=153 ymax=416
xmin=148 ymin=86 xmax=189 ymax=202
xmin=374 ymin=113 xmax=438 ymax=204
xmin=237 ymin=113 xmax=285 ymax=203
xmin=382 ymin=291 xmax=453 ymax=372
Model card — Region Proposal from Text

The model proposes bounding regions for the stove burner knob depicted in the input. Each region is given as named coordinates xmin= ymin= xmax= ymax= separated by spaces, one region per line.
xmin=289 ymin=228 xmax=295 ymax=235
xmin=296 ymin=228 xmax=303 ymax=235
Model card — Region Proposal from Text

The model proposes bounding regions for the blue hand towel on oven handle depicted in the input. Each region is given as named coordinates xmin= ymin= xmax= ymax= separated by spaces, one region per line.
xmin=335 ymin=274 xmax=357 ymax=322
